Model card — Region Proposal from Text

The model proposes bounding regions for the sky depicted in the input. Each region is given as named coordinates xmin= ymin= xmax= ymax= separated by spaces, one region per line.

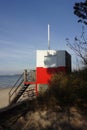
xmin=0 ymin=0 xmax=86 ymax=75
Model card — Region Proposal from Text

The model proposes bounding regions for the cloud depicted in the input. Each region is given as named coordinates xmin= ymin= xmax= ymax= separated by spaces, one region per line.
xmin=0 ymin=44 xmax=36 ymax=74
xmin=0 ymin=48 xmax=35 ymax=59
xmin=0 ymin=39 xmax=36 ymax=58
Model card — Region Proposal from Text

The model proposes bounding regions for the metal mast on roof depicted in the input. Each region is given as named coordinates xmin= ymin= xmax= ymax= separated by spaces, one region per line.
xmin=48 ymin=24 xmax=50 ymax=50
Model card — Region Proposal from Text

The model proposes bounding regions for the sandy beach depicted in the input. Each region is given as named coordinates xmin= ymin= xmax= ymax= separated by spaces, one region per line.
xmin=0 ymin=87 xmax=11 ymax=108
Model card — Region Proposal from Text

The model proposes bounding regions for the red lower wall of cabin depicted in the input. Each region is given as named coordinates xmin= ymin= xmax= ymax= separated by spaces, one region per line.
xmin=36 ymin=67 xmax=67 ymax=84
xmin=24 ymin=67 xmax=67 ymax=96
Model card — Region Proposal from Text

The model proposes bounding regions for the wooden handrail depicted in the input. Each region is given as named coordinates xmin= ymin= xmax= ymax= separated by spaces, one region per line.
xmin=9 ymin=73 xmax=24 ymax=93
xmin=9 ymin=73 xmax=24 ymax=103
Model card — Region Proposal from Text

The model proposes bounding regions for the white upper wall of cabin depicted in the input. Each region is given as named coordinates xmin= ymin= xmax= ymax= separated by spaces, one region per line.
xmin=36 ymin=50 xmax=66 ymax=68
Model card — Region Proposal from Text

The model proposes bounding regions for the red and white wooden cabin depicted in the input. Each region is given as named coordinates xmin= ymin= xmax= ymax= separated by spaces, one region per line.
xmin=24 ymin=49 xmax=71 ymax=95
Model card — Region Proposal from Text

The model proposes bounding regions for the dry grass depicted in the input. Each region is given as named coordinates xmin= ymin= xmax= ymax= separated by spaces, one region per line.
xmin=1 ymin=105 xmax=86 ymax=130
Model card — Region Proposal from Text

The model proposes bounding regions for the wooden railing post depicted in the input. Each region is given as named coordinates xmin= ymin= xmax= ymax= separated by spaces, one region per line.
xmin=24 ymin=69 xmax=27 ymax=82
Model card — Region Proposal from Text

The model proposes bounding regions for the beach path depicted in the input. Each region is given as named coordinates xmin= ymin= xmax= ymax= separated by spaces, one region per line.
xmin=0 ymin=88 xmax=11 ymax=108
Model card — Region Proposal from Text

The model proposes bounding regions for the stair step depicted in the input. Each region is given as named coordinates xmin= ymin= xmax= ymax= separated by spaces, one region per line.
xmin=21 ymin=88 xmax=26 ymax=91
xmin=19 ymin=90 xmax=25 ymax=93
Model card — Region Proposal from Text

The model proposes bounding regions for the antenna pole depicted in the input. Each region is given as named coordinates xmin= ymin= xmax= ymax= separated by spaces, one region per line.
xmin=48 ymin=24 xmax=50 ymax=50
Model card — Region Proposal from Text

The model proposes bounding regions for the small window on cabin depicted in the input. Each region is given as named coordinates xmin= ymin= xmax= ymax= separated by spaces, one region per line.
xmin=44 ymin=54 xmax=57 ymax=67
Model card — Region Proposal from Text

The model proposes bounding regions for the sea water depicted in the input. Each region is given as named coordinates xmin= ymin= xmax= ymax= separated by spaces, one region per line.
xmin=0 ymin=75 xmax=20 ymax=88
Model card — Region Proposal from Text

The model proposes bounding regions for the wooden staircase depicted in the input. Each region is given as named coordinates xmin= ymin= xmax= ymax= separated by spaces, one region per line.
xmin=9 ymin=84 xmax=30 ymax=105
xmin=9 ymin=70 xmax=36 ymax=105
